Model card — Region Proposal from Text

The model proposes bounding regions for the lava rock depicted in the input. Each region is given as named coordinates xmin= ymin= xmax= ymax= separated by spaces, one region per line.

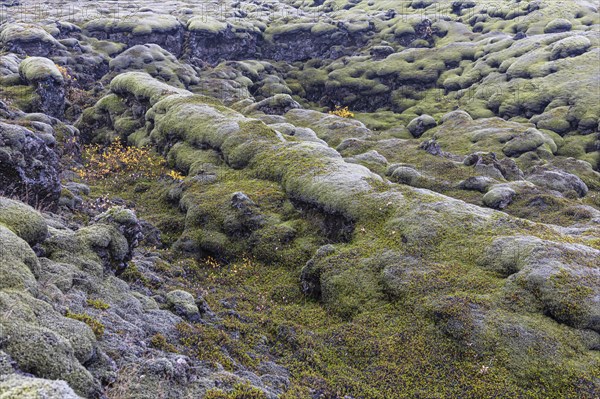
xmin=0 ymin=121 xmax=61 ymax=208
xmin=407 ymin=115 xmax=437 ymax=138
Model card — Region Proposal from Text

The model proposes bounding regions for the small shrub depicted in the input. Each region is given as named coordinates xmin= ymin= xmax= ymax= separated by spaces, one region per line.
xmin=75 ymin=139 xmax=184 ymax=185
xmin=167 ymin=170 xmax=185 ymax=181
xmin=329 ymin=105 xmax=354 ymax=118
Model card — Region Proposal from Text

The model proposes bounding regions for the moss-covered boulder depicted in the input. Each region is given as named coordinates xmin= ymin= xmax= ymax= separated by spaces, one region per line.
xmin=482 ymin=235 xmax=600 ymax=332
xmin=18 ymin=57 xmax=65 ymax=118
xmin=527 ymin=167 xmax=589 ymax=197
xmin=502 ymin=128 xmax=555 ymax=157
xmin=0 ymin=225 xmax=39 ymax=292
xmin=544 ymin=18 xmax=573 ymax=33
xmin=0 ymin=24 xmax=61 ymax=56
xmin=165 ymin=290 xmax=201 ymax=322
xmin=242 ymin=94 xmax=301 ymax=116
xmin=0 ymin=374 xmax=82 ymax=399
xmin=187 ymin=17 xmax=262 ymax=65
xmin=84 ymin=13 xmax=184 ymax=56
xmin=407 ymin=114 xmax=437 ymax=138
xmin=109 ymin=44 xmax=199 ymax=88
xmin=0 ymin=197 xmax=48 ymax=245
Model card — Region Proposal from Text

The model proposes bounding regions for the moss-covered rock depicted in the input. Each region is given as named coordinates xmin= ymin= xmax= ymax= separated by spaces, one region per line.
xmin=0 ymin=122 xmax=61 ymax=208
xmin=0 ymin=225 xmax=39 ymax=292
xmin=0 ymin=197 xmax=47 ymax=245
xmin=84 ymin=13 xmax=184 ymax=56
xmin=17 ymin=57 xmax=65 ymax=118
xmin=482 ymin=185 xmax=517 ymax=209
xmin=110 ymin=71 xmax=190 ymax=105
xmin=407 ymin=114 xmax=437 ymax=138
xmin=0 ymin=24 xmax=61 ymax=56
xmin=109 ymin=44 xmax=199 ymax=88
xmin=18 ymin=57 xmax=63 ymax=85
xmin=502 ymin=128 xmax=554 ymax=157
xmin=527 ymin=167 xmax=589 ymax=197
xmin=165 ymin=290 xmax=201 ymax=322
xmin=0 ymin=374 xmax=82 ymax=399
xmin=544 ymin=18 xmax=573 ymax=33
xmin=550 ymin=36 xmax=591 ymax=60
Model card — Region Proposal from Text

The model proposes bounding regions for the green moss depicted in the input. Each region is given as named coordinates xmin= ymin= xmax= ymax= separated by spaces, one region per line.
xmin=18 ymin=57 xmax=63 ymax=84
xmin=0 ymin=197 xmax=48 ymax=245
xmin=79 ymin=71 xmax=600 ymax=398
xmin=120 ymin=262 xmax=150 ymax=286
xmin=149 ymin=333 xmax=178 ymax=353
xmin=204 ymin=383 xmax=267 ymax=399
xmin=0 ymin=224 xmax=39 ymax=291
xmin=84 ymin=13 xmax=180 ymax=36
xmin=86 ymin=298 xmax=110 ymax=310
xmin=0 ymin=23 xmax=58 ymax=47
xmin=187 ymin=17 xmax=228 ymax=34
xmin=110 ymin=72 xmax=191 ymax=106
xmin=0 ymin=85 xmax=39 ymax=112
xmin=65 ymin=311 xmax=104 ymax=338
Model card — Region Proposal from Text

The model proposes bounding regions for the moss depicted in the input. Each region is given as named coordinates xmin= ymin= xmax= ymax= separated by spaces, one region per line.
xmin=0 ymin=197 xmax=48 ymax=245
xmin=82 ymin=72 xmax=600 ymax=398
xmin=110 ymin=72 xmax=191 ymax=106
xmin=0 ymin=23 xmax=59 ymax=47
xmin=0 ymin=374 xmax=81 ymax=398
xmin=204 ymin=383 xmax=267 ymax=399
xmin=65 ymin=311 xmax=105 ymax=339
xmin=109 ymin=44 xmax=198 ymax=88
xmin=187 ymin=17 xmax=228 ymax=34
xmin=544 ymin=18 xmax=572 ymax=33
xmin=88 ymin=37 xmax=126 ymax=56
xmin=0 ymin=84 xmax=39 ymax=112
xmin=0 ymin=225 xmax=39 ymax=292
xmin=84 ymin=13 xmax=181 ymax=36
xmin=18 ymin=57 xmax=63 ymax=84
xmin=120 ymin=262 xmax=150 ymax=286
xmin=0 ymin=297 xmax=99 ymax=397
xmin=149 ymin=333 xmax=178 ymax=353
xmin=550 ymin=36 xmax=591 ymax=60
xmin=502 ymin=128 xmax=555 ymax=157
xmin=86 ymin=298 xmax=110 ymax=310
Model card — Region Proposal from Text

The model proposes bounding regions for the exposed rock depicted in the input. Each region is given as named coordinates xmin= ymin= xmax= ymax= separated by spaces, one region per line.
xmin=84 ymin=13 xmax=185 ymax=57
xmin=19 ymin=57 xmax=65 ymax=118
xmin=407 ymin=114 xmax=437 ymax=138
xmin=544 ymin=18 xmax=573 ymax=33
xmin=482 ymin=185 xmax=516 ymax=209
xmin=458 ymin=176 xmax=497 ymax=193
xmin=370 ymin=45 xmax=395 ymax=59
xmin=165 ymin=290 xmax=202 ymax=322
xmin=0 ymin=24 xmax=61 ymax=56
xmin=243 ymin=94 xmax=302 ymax=115
xmin=0 ymin=121 xmax=61 ymax=208
xmin=527 ymin=167 xmax=589 ymax=197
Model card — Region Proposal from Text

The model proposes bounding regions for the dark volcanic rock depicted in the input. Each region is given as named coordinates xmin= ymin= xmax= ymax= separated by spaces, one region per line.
xmin=187 ymin=18 xmax=263 ymax=65
xmin=19 ymin=57 xmax=65 ymax=119
xmin=263 ymin=22 xmax=371 ymax=61
xmin=84 ymin=14 xmax=185 ymax=57
xmin=0 ymin=121 xmax=60 ymax=208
